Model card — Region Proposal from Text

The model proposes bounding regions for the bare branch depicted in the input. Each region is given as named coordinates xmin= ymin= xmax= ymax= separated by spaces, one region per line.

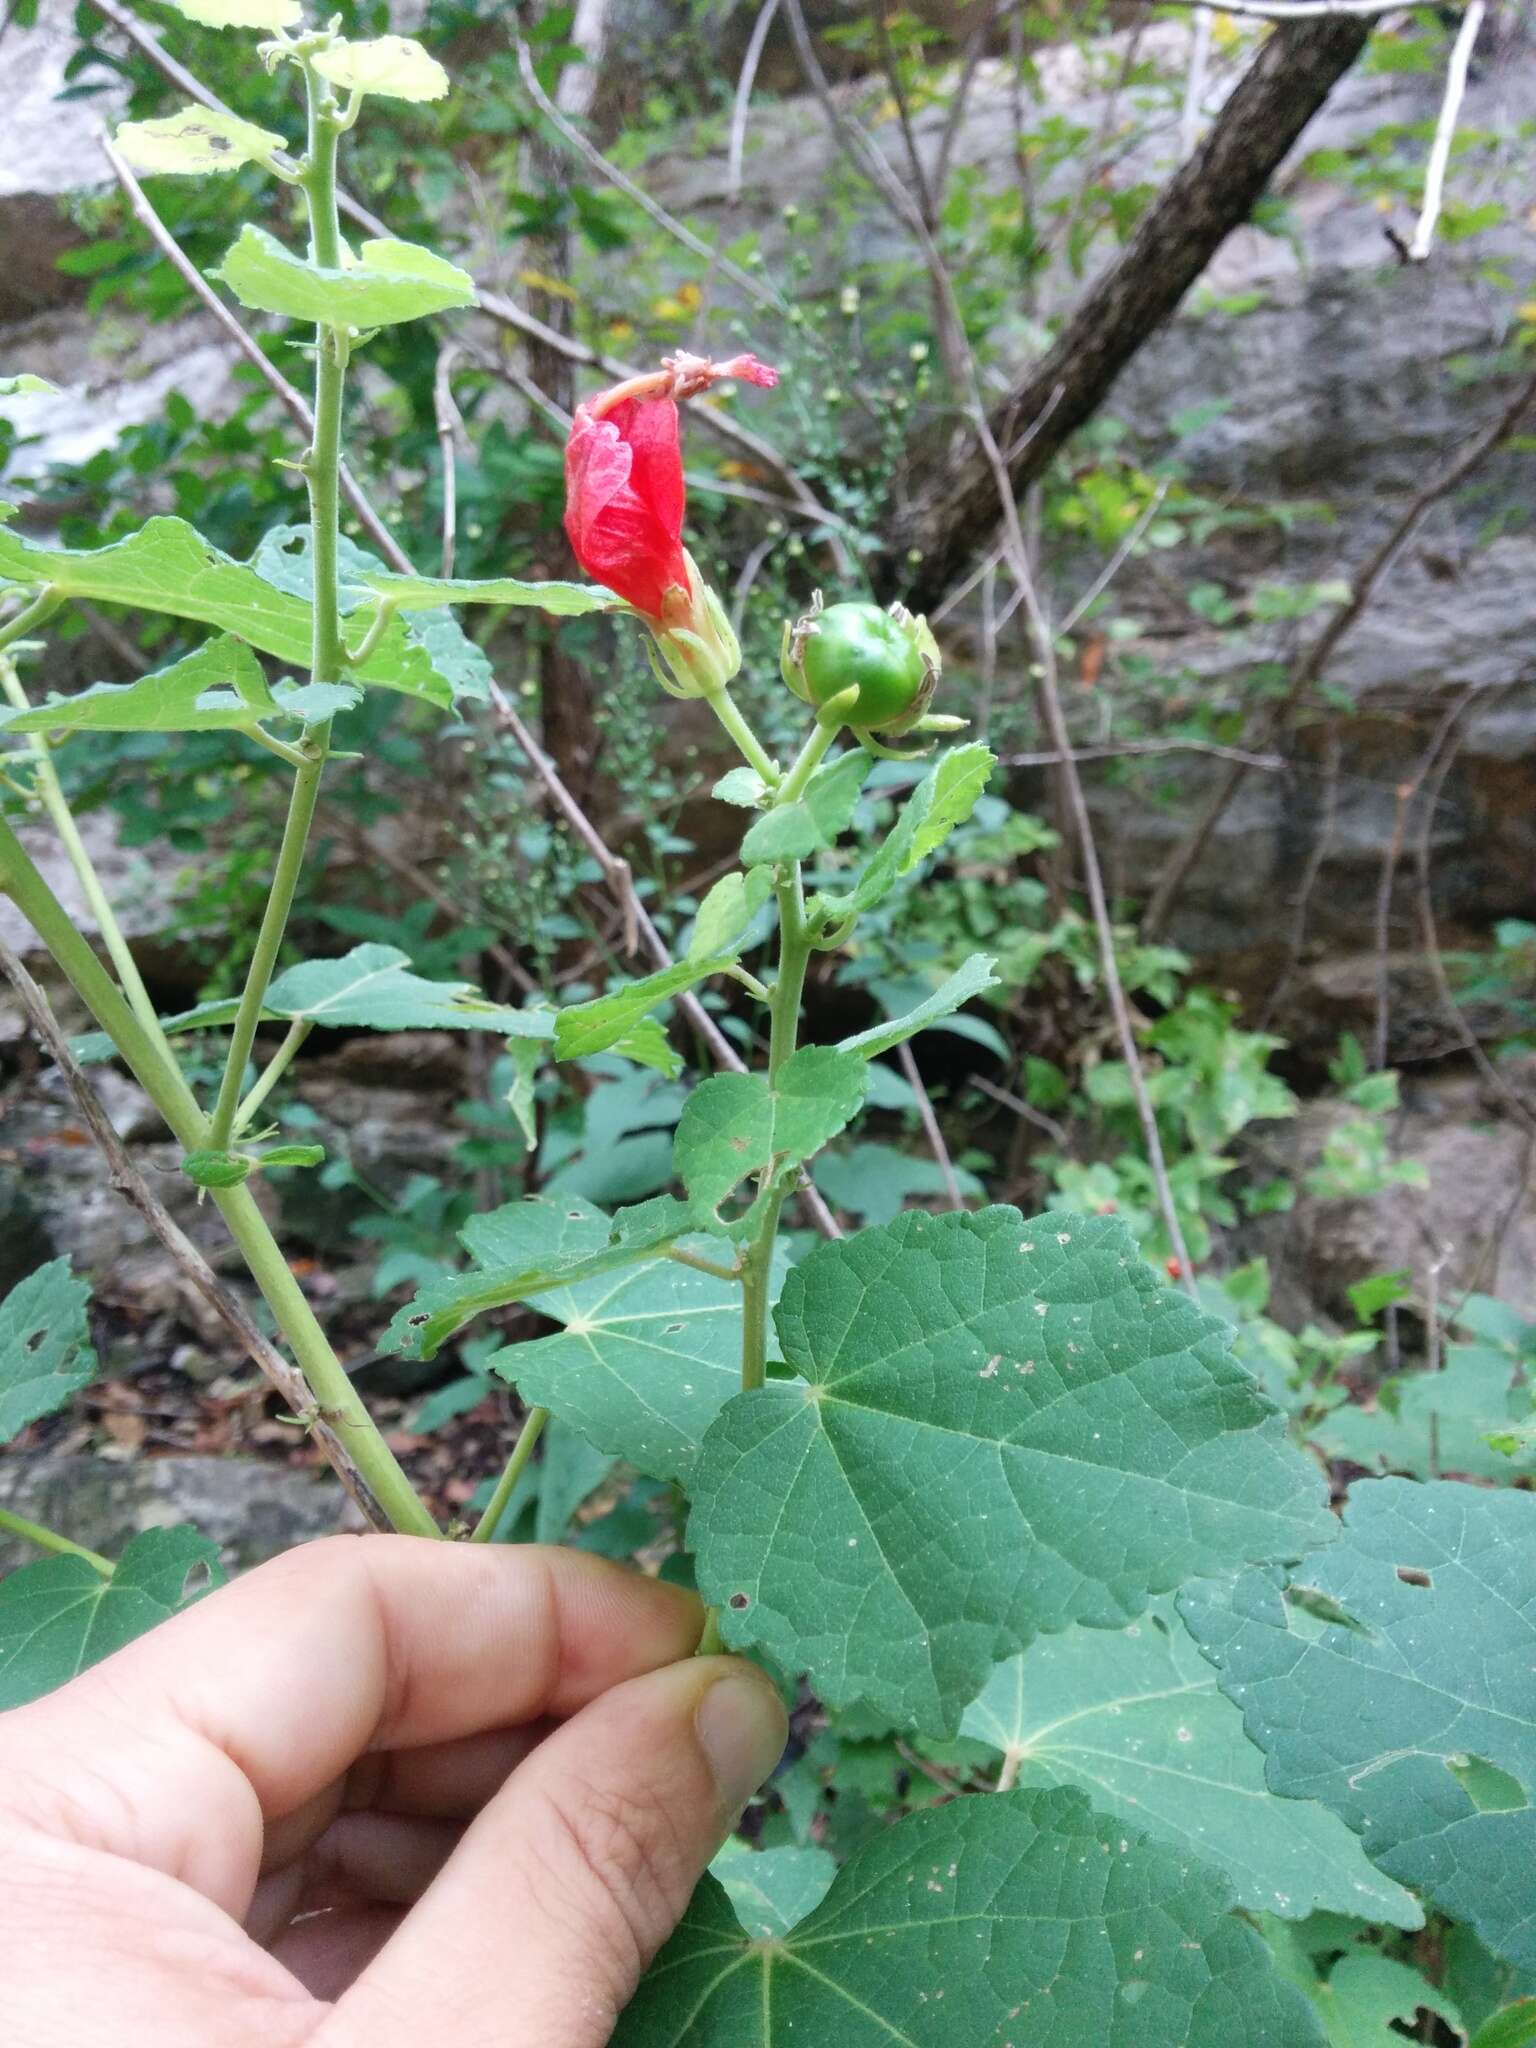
xmin=896 ymin=1042 xmax=964 ymax=1208
xmin=1179 ymin=6 xmax=1214 ymax=160
xmin=1408 ymin=0 xmax=1485 ymax=261
xmin=969 ymin=1072 xmax=1071 ymax=1152
xmin=432 ymin=342 xmax=464 ymax=580
xmin=728 ymin=0 xmax=782 ymax=204
xmin=1002 ymin=737 xmax=1283 ymax=771
xmin=511 ymin=27 xmax=787 ymax=319
xmin=0 ymin=940 xmax=388 ymax=1531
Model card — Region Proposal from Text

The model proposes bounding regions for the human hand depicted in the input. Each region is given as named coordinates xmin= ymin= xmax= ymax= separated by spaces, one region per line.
xmin=0 ymin=1536 xmax=787 ymax=2047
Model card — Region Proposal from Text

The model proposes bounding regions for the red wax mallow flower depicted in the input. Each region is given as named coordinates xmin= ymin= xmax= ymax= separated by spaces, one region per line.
xmin=564 ymin=352 xmax=778 ymax=624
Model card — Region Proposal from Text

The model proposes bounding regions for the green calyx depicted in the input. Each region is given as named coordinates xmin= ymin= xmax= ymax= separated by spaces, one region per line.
xmin=646 ymin=553 xmax=742 ymax=700
xmin=780 ymin=595 xmax=950 ymax=747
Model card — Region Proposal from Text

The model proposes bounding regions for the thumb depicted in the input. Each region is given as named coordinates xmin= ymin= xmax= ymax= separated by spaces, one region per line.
xmin=325 ymin=1655 xmax=787 ymax=2048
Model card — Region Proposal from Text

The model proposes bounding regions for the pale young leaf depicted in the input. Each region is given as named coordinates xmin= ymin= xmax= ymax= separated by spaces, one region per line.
xmin=114 ymin=107 xmax=287 ymax=176
xmin=311 ymin=35 xmax=450 ymax=103
xmin=163 ymin=0 xmax=300 ymax=27
xmin=212 ymin=225 xmax=476 ymax=330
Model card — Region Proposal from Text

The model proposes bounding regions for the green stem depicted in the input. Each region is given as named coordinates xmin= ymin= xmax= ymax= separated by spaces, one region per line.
xmin=0 ymin=817 xmax=438 ymax=1539
xmin=471 ymin=1406 xmax=548 ymax=1542
xmin=232 ymin=1017 xmax=313 ymax=1136
xmin=702 ymin=685 xmax=780 ymax=788
xmin=1 ymin=642 xmax=171 ymax=1057
xmin=774 ymin=712 xmax=841 ymax=807
xmin=739 ymin=865 xmax=813 ymax=1393
xmin=208 ymin=66 xmax=348 ymax=1152
xmin=0 ymin=588 xmax=61 ymax=655
xmin=0 ymin=1504 xmax=114 ymax=1578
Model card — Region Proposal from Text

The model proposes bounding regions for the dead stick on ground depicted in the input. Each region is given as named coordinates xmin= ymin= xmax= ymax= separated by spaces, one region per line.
xmin=0 ymin=939 xmax=392 ymax=1532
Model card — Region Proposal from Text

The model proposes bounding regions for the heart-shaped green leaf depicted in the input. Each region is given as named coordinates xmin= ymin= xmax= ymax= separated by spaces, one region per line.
xmin=691 ymin=1206 xmax=1335 ymax=1734
xmin=614 ymin=1788 xmax=1325 ymax=2047
xmin=962 ymin=1597 xmax=1419 ymax=1926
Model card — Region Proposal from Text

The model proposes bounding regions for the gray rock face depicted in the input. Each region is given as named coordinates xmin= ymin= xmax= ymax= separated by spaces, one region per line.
xmin=0 ymin=0 xmax=124 ymax=321
xmin=0 ymin=1453 xmax=348 ymax=1578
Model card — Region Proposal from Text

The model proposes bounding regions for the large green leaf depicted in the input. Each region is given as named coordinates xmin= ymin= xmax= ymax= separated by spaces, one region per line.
xmin=212 ymin=225 xmax=477 ymax=329
xmin=816 ymin=743 xmax=994 ymax=919
xmin=614 ymin=1788 xmax=1325 ymax=2048
xmin=961 ymin=1598 xmax=1418 ymax=1926
xmin=114 ymin=107 xmax=288 ymax=177
xmin=488 ymin=1248 xmax=744 ymax=1483
xmin=0 ymin=1259 xmax=96 ymax=1446
xmin=0 ymin=517 xmax=457 ymax=706
xmin=1181 ymin=1477 xmax=1536 ymax=1971
xmin=0 ymin=637 xmax=302 ymax=736
xmin=740 ymin=751 xmax=870 ymax=867
xmin=555 ymin=957 xmax=735 ymax=1064
xmin=1311 ymin=1345 xmax=1534 ymax=1482
xmin=0 ymin=1527 xmax=224 ymax=1709
xmin=384 ymin=1193 xmax=692 ymax=1361
xmin=691 ymin=1206 xmax=1335 ymax=1735
xmin=673 ymin=1047 xmax=868 ymax=1216
xmin=837 ymin=953 xmax=999 ymax=1060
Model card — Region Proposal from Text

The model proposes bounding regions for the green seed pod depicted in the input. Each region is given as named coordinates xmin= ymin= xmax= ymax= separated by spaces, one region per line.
xmin=799 ymin=602 xmax=927 ymax=731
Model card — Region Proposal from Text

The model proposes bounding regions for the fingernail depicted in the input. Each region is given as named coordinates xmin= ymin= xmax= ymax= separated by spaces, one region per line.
xmin=695 ymin=1669 xmax=787 ymax=1812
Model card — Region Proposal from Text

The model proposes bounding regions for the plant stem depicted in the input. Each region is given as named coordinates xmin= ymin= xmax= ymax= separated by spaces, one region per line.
xmin=0 ymin=1504 xmax=114 ymax=1577
xmin=739 ymin=865 xmax=813 ymax=1392
xmin=0 ymin=816 xmax=439 ymax=1538
xmin=232 ymin=1017 xmax=312 ymax=1136
xmin=702 ymin=684 xmax=780 ymax=788
xmin=0 ymin=641 xmax=171 ymax=1056
xmin=207 ymin=63 xmax=348 ymax=1152
xmin=774 ymin=713 xmax=839 ymax=807
xmin=471 ymin=1405 xmax=548 ymax=1542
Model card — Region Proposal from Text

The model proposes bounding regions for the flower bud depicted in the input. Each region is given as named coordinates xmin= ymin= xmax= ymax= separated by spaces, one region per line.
xmin=781 ymin=595 xmax=944 ymax=738
xmin=647 ymin=552 xmax=743 ymax=699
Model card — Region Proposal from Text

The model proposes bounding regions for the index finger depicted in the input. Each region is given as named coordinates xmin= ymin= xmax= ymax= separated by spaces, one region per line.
xmin=0 ymin=1535 xmax=702 ymax=1916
